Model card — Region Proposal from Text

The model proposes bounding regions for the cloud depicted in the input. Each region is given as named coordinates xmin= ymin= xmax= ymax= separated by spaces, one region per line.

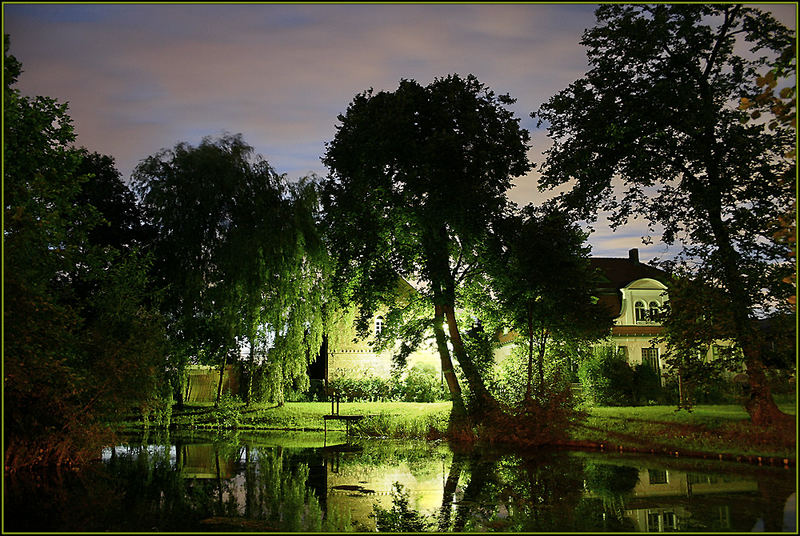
xmin=4 ymin=3 xmax=794 ymax=260
xmin=4 ymin=4 xmax=597 ymax=180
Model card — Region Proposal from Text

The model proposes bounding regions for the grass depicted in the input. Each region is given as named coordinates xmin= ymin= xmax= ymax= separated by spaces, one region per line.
xmin=139 ymin=396 xmax=796 ymax=459
xmin=571 ymin=395 xmax=796 ymax=459
xmin=169 ymin=401 xmax=452 ymax=437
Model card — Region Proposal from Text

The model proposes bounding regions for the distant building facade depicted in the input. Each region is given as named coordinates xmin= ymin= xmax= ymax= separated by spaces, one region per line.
xmin=324 ymin=248 xmax=676 ymax=383
xmin=591 ymin=248 xmax=671 ymax=375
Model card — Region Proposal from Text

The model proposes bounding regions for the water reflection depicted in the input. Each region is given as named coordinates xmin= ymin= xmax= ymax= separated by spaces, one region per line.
xmin=4 ymin=432 xmax=795 ymax=532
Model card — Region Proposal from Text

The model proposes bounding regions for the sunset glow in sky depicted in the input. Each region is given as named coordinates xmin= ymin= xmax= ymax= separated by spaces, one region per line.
xmin=4 ymin=3 xmax=796 ymax=260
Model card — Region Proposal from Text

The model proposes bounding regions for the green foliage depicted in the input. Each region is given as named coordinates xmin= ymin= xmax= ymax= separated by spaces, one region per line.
xmin=4 ymin=36 xmax=167 ymax=469
xmin=582 ymin=462 xmax=640 ymax=498
xmin=133 ymin=134 xmax=329 ymax=407
xmin=328 ymin=365 xmax=449 ymax=403
xmin=578 ymin=346 xmax=634 ymax=406
xmin=328 ymin=373 xmax=401 ymax=402
xmin=370 ymin=482 xmax=435 ymax=532
xmin=632 ymin=364 xmax=664 ymax=405
xmin=322 ymin=73 xmax=532 ymax=416
xmin=141 ymin=373 xmax=174 ymax=429
xmin=214 ymin=393 xmax=243 ymax=428
xmin=536 ymin=4 xmax=794 ymax=423
xmin=402 ymin=363 xmax=449 ymax=403
xmin=487 ymin=206 xmax=614 ymax=397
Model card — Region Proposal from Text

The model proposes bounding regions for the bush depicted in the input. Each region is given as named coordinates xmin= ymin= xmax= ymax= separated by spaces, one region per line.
xmin=140 ymin=379 xmax=174 ymax=428
xmin=632 ymin=364 xmax=664 ymax=405
xmin=663 ymin=374 xmax=745 ymax=406
xmin=328 ymin=366 xmax=448 ymax=403
xmin=403 ymin=364 xmax=449 ymax=403
xmin=214 ymin=392 xmax=242 ymax=428
xmin=578 ymin=346 xmax=634 ymax=406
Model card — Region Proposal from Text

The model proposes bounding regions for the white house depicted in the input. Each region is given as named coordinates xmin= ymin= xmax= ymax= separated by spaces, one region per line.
xmin=591 ymin=248 xmax=671 ymax=374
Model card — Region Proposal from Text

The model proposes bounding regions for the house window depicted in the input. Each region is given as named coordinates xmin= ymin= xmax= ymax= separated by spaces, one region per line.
xmin=375 ymin=316 xmax=383 ymax=336
xmin=648 ymin=301 xmax=661 ymax=321
xmin=711 ymin=344 xmax=721 ymax=360
xmin=648 ymin=469 xmax=668 ymax=485
xmin=635 ymin=301 xmax=647 ymax=322
xmin=642 ymin=348 xmax=660 ymax=372
xmin=663 ymin=512 xmax=677 ymax=531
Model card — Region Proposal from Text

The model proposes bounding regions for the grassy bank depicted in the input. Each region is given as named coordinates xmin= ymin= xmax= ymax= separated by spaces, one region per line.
xmin=130 ymin=397 xmax=795 ymax=459
xmin=571 ymin=395 xmax=796 ymax=459
xmin=166 ymin=401 xmax=452 ymax=439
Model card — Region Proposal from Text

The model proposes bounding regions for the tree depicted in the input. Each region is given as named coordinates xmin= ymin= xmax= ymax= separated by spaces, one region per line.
xmin=489 ymin=206 xmax=614 ymax=402
xmin=73 ymin=149 xmax=148 ymax=253
xmin=740 ymin=42 xmax=796 ymax=310
xmin=133 ymin=134 xmax=328 ymax=407
xmin=322 ymin=74 xmax=532 ymax=425
xmin=535 ymin=5 xmax=795 ymax=425
xmin=4 ymin=35 xmax=166 ymax=468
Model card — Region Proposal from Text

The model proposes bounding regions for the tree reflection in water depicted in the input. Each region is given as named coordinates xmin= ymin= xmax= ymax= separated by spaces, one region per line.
xmin=3 ymin=434 xmax=795 ymax=533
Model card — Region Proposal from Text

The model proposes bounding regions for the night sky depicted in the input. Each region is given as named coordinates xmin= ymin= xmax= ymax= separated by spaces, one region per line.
xmin=4 ymin=3 xmax=796 ymax=260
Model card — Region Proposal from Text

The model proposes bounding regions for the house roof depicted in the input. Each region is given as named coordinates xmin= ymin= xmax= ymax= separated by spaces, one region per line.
xmin=590 ymin=250 xmax=671 ymax=318
xmin=590 ymin=257 xmax=670 ymax=291
xmin=596 ymin=293 xmax=624 ymax=318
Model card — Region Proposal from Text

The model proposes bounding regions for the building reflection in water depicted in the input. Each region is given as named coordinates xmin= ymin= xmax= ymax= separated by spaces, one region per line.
xmin=93 ymin=439 xmax=793 ymax=533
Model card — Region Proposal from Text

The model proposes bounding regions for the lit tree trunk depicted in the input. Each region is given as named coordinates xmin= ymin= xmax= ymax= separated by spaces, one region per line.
xmin=442 ymin=304 xmax=500 ymax=418
xmin=434 ymin=304 xmax=467 ymax=418
xmin=215 ymin=349 xmax=228 ymax=408
xmin=426 ymin=227 xmax=500 ymax=421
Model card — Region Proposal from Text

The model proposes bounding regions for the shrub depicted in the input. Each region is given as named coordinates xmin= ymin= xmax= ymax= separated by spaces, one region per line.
xmin=140 ymin=379 xmax=174 ymax=428
xmin=214 ymin=392 xmax=242 ymax=428
xmin=403 ymin=363 xmax=448 ymax=403
xmin=328 ymin=366 xmax=448 ymax=403
xmin=578 ymin=346 xmax=634 ymax=406
xmin=632 ymin=364 xmax=664 ymax=405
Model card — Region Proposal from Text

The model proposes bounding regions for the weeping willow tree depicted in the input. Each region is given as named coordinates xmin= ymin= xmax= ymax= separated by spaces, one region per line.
xmin=134 ymin=134 xmax=329 ymax=407
xmin=251 ymin=179 xmax=330 ymax=405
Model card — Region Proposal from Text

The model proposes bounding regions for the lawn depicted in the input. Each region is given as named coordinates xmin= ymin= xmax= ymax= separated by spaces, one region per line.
xmin=171 ymin=401 xmax=452 ymax=438
xmin=573 ymin=396 xmax=796 ymax=459
xmin=163 ymin=397 xmax=795 ymax=458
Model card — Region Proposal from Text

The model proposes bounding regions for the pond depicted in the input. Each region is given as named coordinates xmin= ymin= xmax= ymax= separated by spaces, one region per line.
xmin=4 ymin=430 xmax=795 ymax=532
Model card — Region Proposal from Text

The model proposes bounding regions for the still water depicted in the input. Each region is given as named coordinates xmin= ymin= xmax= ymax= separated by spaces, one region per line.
xmin=4 ymin=430 xmax=796 ymax=532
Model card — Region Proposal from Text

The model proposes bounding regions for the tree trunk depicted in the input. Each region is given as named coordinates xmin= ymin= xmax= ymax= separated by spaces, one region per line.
xmin=176 ymin=368 xmax=186 ymax=410
xmin=537 ymin=329 xmax=548 ymax=399
xmin=434 ymin=304 xmax=468 ymax=418
xmin=442 ymin=304 xmax=500 ymax=419
xmin=704 ymin=201 xmax=789 ymax=425
xmin=524 ymin=306 xmax=534 ymax=401
xmin=692 ymin=34 xmax=790 ymax=427
xmin=215 ymin=350 xmax=228 ymax=408
xmin=246 ymin=330 xmax=256 ymax=407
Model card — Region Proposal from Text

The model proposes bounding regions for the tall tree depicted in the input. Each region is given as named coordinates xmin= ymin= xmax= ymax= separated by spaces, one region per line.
xmin=4 ymin=35 xmax=166 ymax=468
xmin=489 ymin=206 xmax=614 ymax=402
xmin=322 ymin=74 xmax=532 ymax=424
xmin=535 ymin=5 xmax=795 ymax=425
xmin=133 ymin=134 xmax=327 ymax=407
xmin=73 ymin=149 xmax=148 ymax=253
